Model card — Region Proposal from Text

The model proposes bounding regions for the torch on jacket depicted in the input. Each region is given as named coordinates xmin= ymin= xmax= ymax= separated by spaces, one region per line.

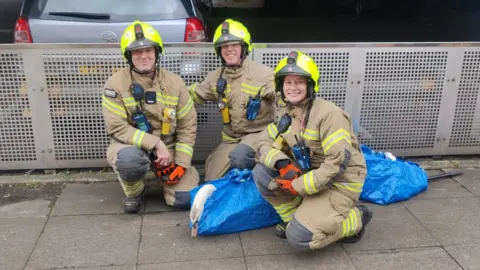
xmin=101 ymin=67 xmax=197 ymax=168
xmin=257 ymin=98 xmax=367 ymax=201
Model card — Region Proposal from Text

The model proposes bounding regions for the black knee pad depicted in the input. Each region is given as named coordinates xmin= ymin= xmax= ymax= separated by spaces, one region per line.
xmin=228 ymin=143 xmax=256 ymax=169
xmin=252 ymin=163 xmax=279 ymax=195
xmin=286 ymin=217 xmax=313 ymax=251
xmin=115 ymin=147 xmax=150 ymax=182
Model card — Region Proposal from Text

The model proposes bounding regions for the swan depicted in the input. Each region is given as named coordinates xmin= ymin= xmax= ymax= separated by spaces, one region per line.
xmin=189 ymin=183 xmax=217 ymax=238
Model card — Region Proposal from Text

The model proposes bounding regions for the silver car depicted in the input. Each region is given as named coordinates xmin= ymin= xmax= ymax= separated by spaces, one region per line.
xmin=14 ymin=0 xmax=208 ymax=43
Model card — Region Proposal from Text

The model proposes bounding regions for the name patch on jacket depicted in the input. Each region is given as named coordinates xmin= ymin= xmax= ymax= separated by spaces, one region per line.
xmin=104 ymin=88 xmax=117 ymax=98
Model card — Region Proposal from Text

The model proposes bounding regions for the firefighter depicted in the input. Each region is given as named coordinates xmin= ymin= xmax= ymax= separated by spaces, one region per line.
xmin=102 ymin=20 xmax=199 ymax=213
xmin=252 ymin=51 xmax=373 ymax=250
xmin=188 ymin=19 xmax=276 ymax=181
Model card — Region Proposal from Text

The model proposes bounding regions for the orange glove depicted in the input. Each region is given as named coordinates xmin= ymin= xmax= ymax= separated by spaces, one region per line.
xmin=278 ymin=162 xmax=302 ymax=180
xmin=275 ymin=179 xmax=297 ymax=195
xmin=166 ymin=165 xmax=185 ymax=185
xmin=154 ymin=162 xmax=175 ymax=177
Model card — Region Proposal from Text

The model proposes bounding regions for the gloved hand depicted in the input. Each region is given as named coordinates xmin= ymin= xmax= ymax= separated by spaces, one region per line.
xmin=166 ymin=165 xmax=185 ymax=185
xmin=275 ymin=178 xmax=297 ymax=195
xmin=275 ymin=160 xmax=302 ymax=180
xmin=153 ymin=163 xmax=185 ymax=185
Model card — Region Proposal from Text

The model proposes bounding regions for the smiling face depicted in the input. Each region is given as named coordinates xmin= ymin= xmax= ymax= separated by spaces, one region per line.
xmin=131 ymin=47 xmax=156 ymax=72
xmin=283 ymin=74 xmax=308 ymax=104
xmin=220 ymin=42 xmax=242 ymax=65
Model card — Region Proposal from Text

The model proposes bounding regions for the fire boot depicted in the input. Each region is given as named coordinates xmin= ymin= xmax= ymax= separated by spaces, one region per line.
xmin=123 ymin=188 xmax=145 ymax=214
xmin=275 ymin=222 xmax=288 ymax=239
xmin=341 ymin=205 xmax=373 ymax=243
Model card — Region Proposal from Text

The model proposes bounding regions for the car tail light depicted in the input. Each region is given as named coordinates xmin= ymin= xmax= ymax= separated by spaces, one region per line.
xmin=184 ymin=17 xmax=206 ymax=42
xmin=14 ymin=17 xmax=33 ymax=43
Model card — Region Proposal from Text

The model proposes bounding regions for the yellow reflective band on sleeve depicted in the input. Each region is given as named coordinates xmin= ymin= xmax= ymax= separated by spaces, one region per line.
xmin=273 ymin=196 xmax=302 ymax=223
xmin=157 ymin=94 xmax=179 ymax=106
xmin=302 ymin=128 xmax=320 ymax=141
xmin=175 ymin=142 xmax=194 ymax=157
xmin=102 ymin=96 xmax=127 ymax=119
xmin=322 ymin=128 xmax=352 ymax=153
xmin=341 ymin=208 xmax=360 ymax=237
xmin=264 ymin=148 xmax=282 ymax=168
xmin=132 ymin=130 xmax=146 ymax=148
xmin=167 ymin=143 xmax=176 ymax=149
xmin=241 ymin=83 xmax=262 ymax=96
xmin=177 ymin=97 xmax=194 ymax=119
xmin=333 ymin=182 xmax=363 ymax=193
xmin=222 ymin=132 xmax=241 ymax=143
xmin=303 ymin=171 xmax=318 ymax=195
xmin=267 ymin=123 xmax=278 ymax=139
xmin=122 ymin=97 xmax=138 ymax=108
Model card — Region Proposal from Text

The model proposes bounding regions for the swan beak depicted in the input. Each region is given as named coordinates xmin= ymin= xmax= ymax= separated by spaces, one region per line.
xmin=191 ymin=222 xmax=198 ymax=238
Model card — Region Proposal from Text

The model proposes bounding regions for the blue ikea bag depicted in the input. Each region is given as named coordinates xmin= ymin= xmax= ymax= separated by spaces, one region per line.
xmin=189 ymin=168 xmax=282 ymax=236
xmin=360 ymin=144 xmax=428 ymax=205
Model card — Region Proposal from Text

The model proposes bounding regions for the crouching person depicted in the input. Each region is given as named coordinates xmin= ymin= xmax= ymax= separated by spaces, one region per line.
xmin=102 ymin=20 xmax=199 ymax=213
xmin=252 ymin=51 xmax=373 ymax=251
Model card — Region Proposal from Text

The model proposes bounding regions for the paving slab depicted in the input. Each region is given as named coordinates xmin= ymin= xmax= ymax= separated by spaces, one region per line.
xmin=57 ymin=266 xmax=136 ymax=270
xmin=245 ymin=248 xmax=355 ymax=270
xmin=0 ymin=199 xmax=50 ymax=218
xmin=342 ymin=203 xmax=439 ymax=252
xmin=139 ymin=211 xmax=243 ymax=264
xmin=53 ymin=183 xmax=129 ymax=215
xmin=412 ymin=174 xmax=475 ymax=200
xmin=444 ymin=168 xmax=480 ymax=196
xmin=25 ymin=215 xmax=142 ymax=270
xmin=404 ymin=197 xmax=480 ymax=245
xmin=444 ymin=243 xmax=480 ymax=270
xmin=239 ymin=226 xmax=342 ymax=256
xmin=349 ymin=247 xmax=462 ymax=270
xmin=0 ymin=217 xmax=47 ymax=270
xmin=138 ymin=258 xmax=246 ymax=270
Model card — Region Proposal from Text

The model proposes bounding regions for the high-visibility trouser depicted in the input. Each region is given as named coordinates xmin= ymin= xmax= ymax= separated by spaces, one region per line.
xmin=107 ymin=142 xmax=199 ymax=209
xmin=252 ymin=163 xmax=363 ymax=251
xmin=204 ymin=132 xmax=259 ymax=181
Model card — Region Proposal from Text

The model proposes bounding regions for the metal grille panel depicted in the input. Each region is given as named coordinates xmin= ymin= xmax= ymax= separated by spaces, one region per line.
xmin=449 ymin=50 xmax=480 ymax=148
xmin=359 ymin=50 xmax=447 ymax=151
xmin=0 ymin=53 xmax=37 ymax=162
xmin=257 ymin=51 xmax=349 ymax=109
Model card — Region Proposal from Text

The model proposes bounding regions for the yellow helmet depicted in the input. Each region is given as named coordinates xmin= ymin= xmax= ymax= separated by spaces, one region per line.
xmin=213 ymin=19 xmax=252 ymax=63
xmin=120 ymin=20 xmax=163 ymax=62
xmin=274 ymin=51 xmax=320 ymax=101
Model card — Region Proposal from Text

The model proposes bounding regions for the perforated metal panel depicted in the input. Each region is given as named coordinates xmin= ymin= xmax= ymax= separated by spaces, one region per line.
xmin=448 ymin=50 xmax=480 ymax=148
xmin=254 ymin=50 xmax=350 ymax=109
xmin=0 ymin=53 xmax=37 ymax=163
xmin=358 ymin=50 xmax=448 ymax=151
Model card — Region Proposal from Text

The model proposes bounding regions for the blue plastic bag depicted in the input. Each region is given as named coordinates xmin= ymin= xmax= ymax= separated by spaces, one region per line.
xmin=189 ymin=168 xmax=282 ymax=236
xmin=360 ymin=144 xmax=428 ymax=205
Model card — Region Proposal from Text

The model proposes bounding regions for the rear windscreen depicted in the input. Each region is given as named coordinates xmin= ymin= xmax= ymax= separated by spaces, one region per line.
xmin=29 ymin=0 xmax=194 ymax=22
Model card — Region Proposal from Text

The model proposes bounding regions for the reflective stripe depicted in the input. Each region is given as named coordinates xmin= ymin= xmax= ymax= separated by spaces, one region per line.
xmin=273 ymin=196 xmax=302 ymax=223
xmin=302 ymin=128 xmax=320 ymax=141
xmin=177 ymin=97 xmax=194 ymax=119
xmin=333 ymin=182 xmax=363 ymax=193
xmin=342 ymin=208 xmax=359 ymax=237
xmin=175 ymin=142 xmax=194 ymax=157
xmin=189 ymin=83 xmax=202 ymax=104
xmin=102 ymin=96 xmax=127 ymax=119
xmin=222 ymin=132 xmax=240 ymax=142
xmin=322 ymin=128 xmax=352 ymax=153
xmin=119 ymin=179 xmax=145 ymax=198
xmin=302 ymin=171 xmax=318 ymax=195
xmin=267 ymin=123 xmax=278 ymax=139
xmin=122 ymin=97 xmax=138 ymax=108
xmin=132 ymin=130 xmax=146 ymax=147
xmin=166 ymin=143 xmax=176 ymax=149
xmin=264 ymin=148 xmax=282 ymax=168
xmin=157 ymin=94 xmax=179 ymax=106
xmin=241 ymin=83 xmax=262 ymax=96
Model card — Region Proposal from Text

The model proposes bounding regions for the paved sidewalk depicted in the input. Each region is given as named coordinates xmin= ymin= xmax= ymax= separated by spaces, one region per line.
xmin=1 ymin=167 xmax=479 ymax=270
